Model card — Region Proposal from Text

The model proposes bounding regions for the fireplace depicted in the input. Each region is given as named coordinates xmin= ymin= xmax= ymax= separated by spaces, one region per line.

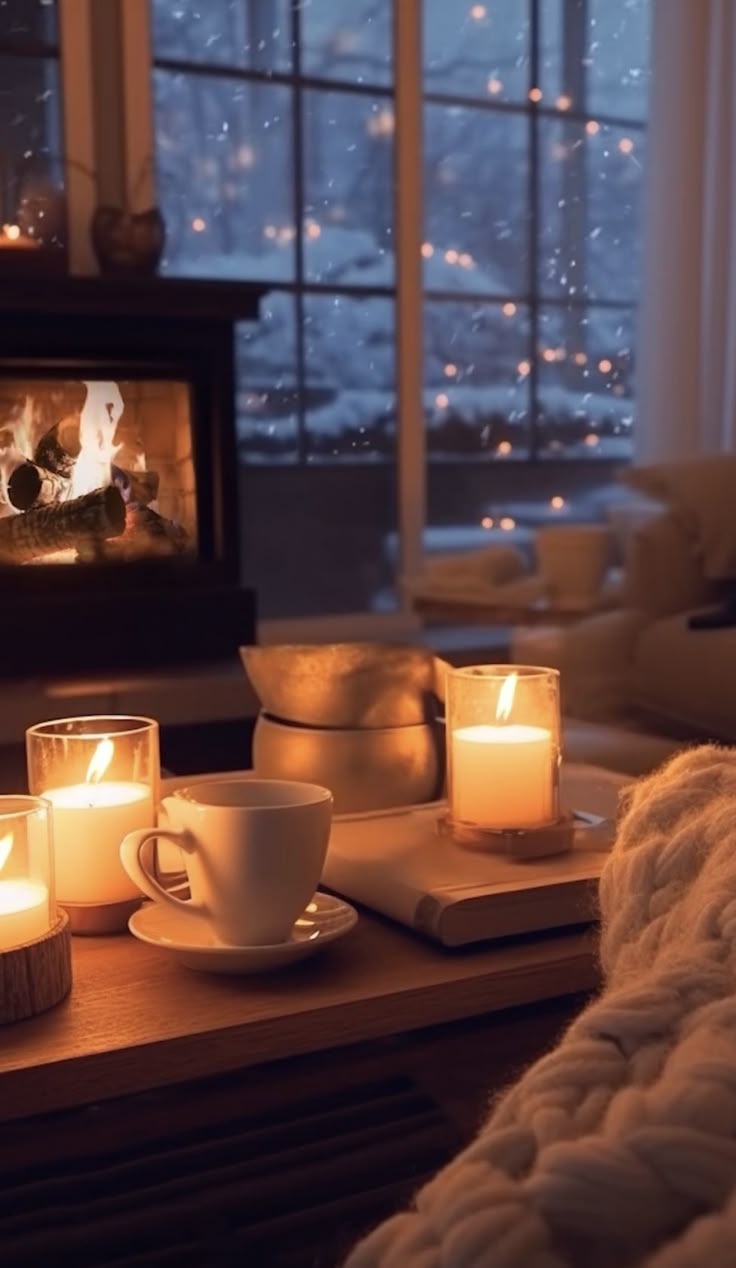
xmin=0 ymin=276 xmax=261 ymax=677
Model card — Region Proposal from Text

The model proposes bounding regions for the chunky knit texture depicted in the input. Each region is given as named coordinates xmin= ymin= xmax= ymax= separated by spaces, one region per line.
xmin=346 ymin=745 xmax=736 ymax=1268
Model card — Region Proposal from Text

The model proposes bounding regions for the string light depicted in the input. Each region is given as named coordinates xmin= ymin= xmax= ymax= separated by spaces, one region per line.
xmin=236 ymin=144 xmax=255 ymax=168
xmin=366 ymin=108 xmax=395 ymax=137
xmin=497 ymin=440 xmax=512 ymax=455
xmin=444 ymin=248 xmax=459 ymax=263
xmin=444 ymin=363 xmax=458 ymax=377
xmin=585 ymin=120 xmax=600 ymax=135
xmin=502 ymin=302 xmax=517 ymax=316
xmin=550 ymin=495 xmax=565 ymax=510
xmin=304 ymin=220 xmax=321 ymax=239
xmin=469 ymin=4 xmax=487 ymax=17
xmin=598 ymin=358 xmax=613 ymax=373
xmin=487 ymin=77 xmax=503 ymax=95
xmin=421 ymin=242 xmax=434 ymax=258
xmin=499 ymin=515 xmax=516 ymax=530
xmin=191 ymin=216 xmax=206 ymax=232
xmin=555 ymin=94 xmax=572 ymax=111
xmin=528 ymin=87 xmax=543 ymax=103
xmin=584 ymin=433 xmax=600 ymax=447
xmin=517 ymin=360 xmax=531 ymax=376
xmin=481 ymin=516 xmax=494 ymax=529
xmin=458 ymin=252 xmax=474 ymax=268
xmin=542 ymin=348 xmax=556 ymax=363
xmin=4 ymin=224 xmax=21 ymax=241
xmin=263 ymin=224 xmax=277 ymax=239
xmin=618 ymin=136 xmax=634 ymax=155
xmin=573 ymin=351 xmax=587 ymax=366
xmin=435 ymin=392 xmax=449 ymax=408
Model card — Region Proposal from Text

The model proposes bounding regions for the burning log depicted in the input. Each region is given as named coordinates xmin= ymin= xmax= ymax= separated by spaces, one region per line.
xmin=0 ymin=485 xmax=125 ymax=564
xmin=76 ymin=503 xmax=190 ymax=562
xmin=111 ymin=465 xmax=160 ymax=506
xmin=6 ymin=461 xmax=70 ymax=511
xmin=33 ymin=415 xmax=81 ymax=479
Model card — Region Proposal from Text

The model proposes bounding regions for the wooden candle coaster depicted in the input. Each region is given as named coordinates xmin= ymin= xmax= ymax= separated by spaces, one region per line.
xmin=438 ymin=813 xmax=576 ymax=859
xmin=0 ymin=911 xmax=72 ymax=1024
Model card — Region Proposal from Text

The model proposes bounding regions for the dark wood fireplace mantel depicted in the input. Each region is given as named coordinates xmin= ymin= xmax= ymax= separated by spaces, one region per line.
xmin=0 ymin=274 xmax=264 ymax=324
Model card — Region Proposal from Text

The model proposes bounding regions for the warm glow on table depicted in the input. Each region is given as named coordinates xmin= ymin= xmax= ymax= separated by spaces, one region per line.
xmin=0 ymin=879 xmax=49 ymax=951
xmin=451 ymin=723 xmax=554 ymax=829
xmin=43 ymin=782 xmax=154 ymax=904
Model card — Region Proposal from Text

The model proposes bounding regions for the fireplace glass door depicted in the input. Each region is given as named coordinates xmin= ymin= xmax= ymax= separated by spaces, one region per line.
xmin=0 ymin=376 xmax=197 ymax=566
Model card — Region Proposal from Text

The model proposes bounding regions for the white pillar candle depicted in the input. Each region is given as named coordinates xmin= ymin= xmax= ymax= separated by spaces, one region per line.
xmin=451 ymin=723 xmax=554 ymax=829
xmin=0 ymin=879 xmax=49 ymax=950
xmin=43 ymin=782 xmax=154 ymax=904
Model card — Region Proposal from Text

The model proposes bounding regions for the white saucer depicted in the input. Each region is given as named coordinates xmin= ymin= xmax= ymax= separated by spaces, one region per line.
xmin=128 ymin=892 xmax=358 ymax=974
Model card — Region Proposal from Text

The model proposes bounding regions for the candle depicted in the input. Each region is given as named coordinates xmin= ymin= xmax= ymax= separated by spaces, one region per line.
xmin=42 ymin=781 xmax=154 ymax=903
xmin=0 ymin=879 xmax=49 ymax=950
xmin=0 ymin=223 xmax=41 ymax=249
xmin=451 ymin=722 xmax=554 ymax=828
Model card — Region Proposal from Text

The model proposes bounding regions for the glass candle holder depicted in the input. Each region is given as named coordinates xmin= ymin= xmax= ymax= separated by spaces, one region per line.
xmin=0 ymin=796 xmax=54 ymax=952
xmin=446 ymin=665 xmax=560 ymax=831
xmin=26 ymin=716 xmax=160 ymax=914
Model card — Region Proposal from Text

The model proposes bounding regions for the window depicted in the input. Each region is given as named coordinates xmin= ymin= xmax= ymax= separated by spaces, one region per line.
xmin=423 ymin=0 xmax=650 ymax=543
xmin=149 ymin=0 xmax=650 ymax=624
xmin=150 ymin=0 xmax=399 ymax=621
xmin=0 ymin=0 xmax=66 ymax=256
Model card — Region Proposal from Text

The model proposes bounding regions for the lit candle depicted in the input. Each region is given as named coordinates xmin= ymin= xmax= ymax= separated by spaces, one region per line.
xmin=0 ymin=223 xmax=41 ymax=249
xmin=42 ymin=780 xmax=154 ymax=904
xmin=0 ymin=879 xmax=49 ymax=950
xmin=449 ymin=670 xmax=555 ymax=829
xmin=451 ymin=723 xmax=554 ymax=828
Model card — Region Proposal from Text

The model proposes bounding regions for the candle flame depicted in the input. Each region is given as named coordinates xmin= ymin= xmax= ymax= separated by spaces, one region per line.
xmin=86 ymin=738 xmax=114 ymax=784
xmin=0 ymin=832 xmax=12 ymax=872
xmin=496 ymin=672 xmax=518 ymax=723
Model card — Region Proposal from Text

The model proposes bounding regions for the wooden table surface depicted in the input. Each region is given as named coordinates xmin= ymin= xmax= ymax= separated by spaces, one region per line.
xmin=0 ymin=908 xmax=597 ymax=1124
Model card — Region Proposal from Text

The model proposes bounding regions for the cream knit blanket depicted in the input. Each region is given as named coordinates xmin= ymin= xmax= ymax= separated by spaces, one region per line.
xmin=346 ymin=745 xmax=736 ymax=1268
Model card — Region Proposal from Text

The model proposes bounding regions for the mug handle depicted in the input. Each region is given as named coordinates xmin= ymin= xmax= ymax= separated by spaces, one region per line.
xmin=120 ymin=827 xmax=207 ymax=918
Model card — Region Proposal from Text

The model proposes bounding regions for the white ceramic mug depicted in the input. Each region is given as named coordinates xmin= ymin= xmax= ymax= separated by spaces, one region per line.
xmin=119 ymin=778 xmax=333 ymax=946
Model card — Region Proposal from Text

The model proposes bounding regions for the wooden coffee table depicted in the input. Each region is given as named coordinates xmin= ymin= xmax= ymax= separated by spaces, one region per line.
xmin=0 ymin=778 xmax=604 ymax=1266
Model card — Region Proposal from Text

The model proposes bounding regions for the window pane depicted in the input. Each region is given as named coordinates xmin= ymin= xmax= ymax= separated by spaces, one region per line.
xmin=150 ymin=0 xmax=292 ymax=72
xmin=301 ymin=0 xmax=392 ymax=88
xmin=154 ymin=71 xmax=294 ymax=281
xmin=586 ymin=0 xmax=651 ymax=122
xmin=303 ymin=293 xmax=396 ymax=460
xmin=538 ymin=116 xmax=645 ymax=303
xmin=536 ymin=303 xmax=635 ymax=459
xmin=237 ymin=295 xmax=300 ymax=463
xmin=424 ymin=0 xmax=530 ymax=103
xmin=0 ymin=0 xmax=57 ymax=47
xmin=424 ymin=104 xmax=528 ymax=295
xmin=0 ymin=53 xmax=64 ymax=247
xmin=540 ymin=0 xmax=650 ymax=122
xmin=425 ymin=299 xmax=531 ymax=458
xmin=302 ymin=89 xmax=394 ymax=285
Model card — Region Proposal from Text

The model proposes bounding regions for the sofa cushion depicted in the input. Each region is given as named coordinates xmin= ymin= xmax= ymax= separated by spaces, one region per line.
xmin=625 ymin=456 xmax=736 ymax=581
xmin=623 ymin=510 xmax=719 ymax=617
xmin=631 ymin=611 xmax=736 ymax=740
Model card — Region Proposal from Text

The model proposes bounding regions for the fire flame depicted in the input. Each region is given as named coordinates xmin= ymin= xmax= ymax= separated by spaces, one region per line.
xmin=0 ymin=832 xmax=12 ymax=872
xmin=85 ymin=738 xmax=114 ymax=784
xmin=71 ymin=381 xmax=124 ymax=499
xmin=495 ymin=672 xmax=518 ymax=723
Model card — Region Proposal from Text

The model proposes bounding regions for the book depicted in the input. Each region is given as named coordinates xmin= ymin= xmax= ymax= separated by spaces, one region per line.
xmin=323 ymin=763 xmax=629 ymax=947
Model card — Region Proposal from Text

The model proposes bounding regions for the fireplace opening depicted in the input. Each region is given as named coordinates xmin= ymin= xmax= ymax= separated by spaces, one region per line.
xmin=0 ymin=377 xmax=198 ymax=567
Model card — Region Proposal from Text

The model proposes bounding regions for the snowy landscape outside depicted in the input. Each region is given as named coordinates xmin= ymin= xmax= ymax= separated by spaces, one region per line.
xmin=149 ymin=0 xmax=651 ymax=615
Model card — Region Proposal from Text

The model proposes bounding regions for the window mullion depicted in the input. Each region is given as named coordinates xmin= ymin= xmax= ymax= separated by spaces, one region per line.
xmin=58 ymin=0 xmax=96 ymax=273
xmin=119 ymin=0 xmax=156 ymax=212
xmin=394 ymin=0 xmax=425 ymax=605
